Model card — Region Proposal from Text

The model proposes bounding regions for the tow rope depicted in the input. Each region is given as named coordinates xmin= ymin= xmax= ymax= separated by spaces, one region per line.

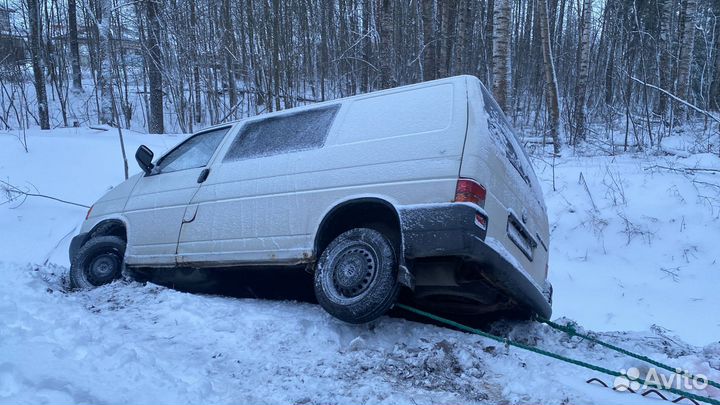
xmin=396 ymin=304 xmax=720 ymax=405
xmin=537 ymin=317 xmax=720 ymax=391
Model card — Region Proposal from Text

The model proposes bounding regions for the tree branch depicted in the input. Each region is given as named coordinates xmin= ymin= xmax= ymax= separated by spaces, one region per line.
xmin=630 ymin=76 xmax=720 ymax=124
xmin=0 ymin=180 xmax=90 ymax=208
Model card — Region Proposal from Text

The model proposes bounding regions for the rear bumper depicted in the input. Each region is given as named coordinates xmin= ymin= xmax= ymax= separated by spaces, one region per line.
xmin=69 ymin=232 xmax=88 ymax=263
xmin=399 ymin=203 xmax=552 ymax=319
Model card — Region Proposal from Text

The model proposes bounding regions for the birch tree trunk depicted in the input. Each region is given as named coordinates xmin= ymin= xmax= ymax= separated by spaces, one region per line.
xmin=271 ymin=0 xmax=281 ymax=111
xmin=572 ymin=0 xmax=591 ymax=143
xmin=438 ymin=0 xmax=455 ymax=78
xmin=95 ymin=0 xmax=113 ymax=125
xmin=656 ymin=0 xmax=673 ymax=116
xmin=68 ymin=0 xmax=82 ymax=91
xmin=675 ymin=0 xmax=697 ymax=120
xmin=146 ymin=0 xmax=164 ymax=133
xmin=485 ymin=0 xmax=495 ymax=85
xmin=221 ymin=0 xmax=237 ymax=112
xmin=454 ymin=0 xmax=467 ymax=75
xmin=537 ymin=0 xmax=560 ymax=154
xmin=378 ymin=0 xmax=393 ymax=89
xmin=189 ymin=0 xmax=202 ymax=123
xmin=492 ymin=0 xmax=511 ymax=113
xmin=362 ymin=0 xmax=373 ymax=90
xmin=710 ymin=21 xmax=720 ymax=111
xmin=27 ymin=0 xmax=49 ymax=129
xmin=421 ymin=0 xmax=435 ymax=81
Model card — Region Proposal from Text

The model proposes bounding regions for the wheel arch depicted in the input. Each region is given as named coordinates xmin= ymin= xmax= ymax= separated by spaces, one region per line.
xmin=86 ymin=218 xmax=128 ymax=244
xmin=313 ymin=197 xmax=403 ymax=262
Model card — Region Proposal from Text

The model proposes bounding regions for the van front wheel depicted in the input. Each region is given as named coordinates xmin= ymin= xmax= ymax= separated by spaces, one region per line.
xmin=314 ymin=228 xmax=400 ymax=323
xmin=69 ymin=235 xmax=126 ymax=289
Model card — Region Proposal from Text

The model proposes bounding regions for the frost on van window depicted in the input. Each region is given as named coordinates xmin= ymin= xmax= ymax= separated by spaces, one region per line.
xmin=157 ymin=127 xmax=229 ymax=173
xmin=480 ymin=87 xmax=531 ymax=186
xmin=223 ymin=105 xmax=340 ymax=162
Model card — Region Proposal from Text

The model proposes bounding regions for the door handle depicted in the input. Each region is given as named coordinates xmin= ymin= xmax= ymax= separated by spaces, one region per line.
xmin=197 ymin=168 xmax=210 ymax=183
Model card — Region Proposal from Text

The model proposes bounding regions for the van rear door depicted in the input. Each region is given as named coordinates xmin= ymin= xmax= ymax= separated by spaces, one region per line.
xmin=459 ymin=77 xmax=549 ymax=285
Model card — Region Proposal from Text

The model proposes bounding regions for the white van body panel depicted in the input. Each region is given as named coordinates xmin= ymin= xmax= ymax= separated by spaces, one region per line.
xmin=80 ymin=173 xmax=141 ymax=233
xmin=176 ymin=79 xmax=467 ymax=265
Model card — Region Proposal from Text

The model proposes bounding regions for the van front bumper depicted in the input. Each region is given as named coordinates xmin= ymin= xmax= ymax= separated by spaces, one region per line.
xmin=399 ymin=203 xmax=552 ymax=319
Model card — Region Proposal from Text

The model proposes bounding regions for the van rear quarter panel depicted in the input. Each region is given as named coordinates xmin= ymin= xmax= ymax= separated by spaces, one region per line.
xmin=461 ymin=77 xmax=549 ymax=286
xmin=178 ymin=79 xmax=468 ymax=263
xmin=304 ymin=80 xmax=469 ymax=243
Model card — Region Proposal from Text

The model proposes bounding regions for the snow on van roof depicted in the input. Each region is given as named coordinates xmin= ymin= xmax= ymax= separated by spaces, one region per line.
xmin=213 ymin=75 xmax=477 ymax=129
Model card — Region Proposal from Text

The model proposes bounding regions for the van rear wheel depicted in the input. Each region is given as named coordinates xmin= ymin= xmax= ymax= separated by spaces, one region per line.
xmin=314 ymin=228 xmax=400 ymax=323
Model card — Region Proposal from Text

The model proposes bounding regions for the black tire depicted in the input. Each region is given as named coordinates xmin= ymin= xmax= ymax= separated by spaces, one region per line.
xmin=314 ymin=227 xmax=400 ymax=323
xmin=69 ymin=235 xmax=126 ymax=289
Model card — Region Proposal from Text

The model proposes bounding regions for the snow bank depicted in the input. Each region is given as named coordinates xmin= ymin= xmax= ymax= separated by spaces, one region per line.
xmin=3 ymin=262 xmax=717 ymax=404
xmin=532 ymin=153 xmax=720 ymax=346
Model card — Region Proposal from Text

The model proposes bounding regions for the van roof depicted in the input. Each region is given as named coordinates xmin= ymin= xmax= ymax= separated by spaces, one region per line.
xmin=202 ymin=75 xmax=477 ymax=131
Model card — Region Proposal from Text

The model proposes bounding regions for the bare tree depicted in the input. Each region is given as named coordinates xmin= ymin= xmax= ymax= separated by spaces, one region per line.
xmin=67 ymin=0 xmax=82 ymax=90
xmin=421 ymin=0 xmax=436 ymax=81
xmin=271 ymin=0 xmax=281 ymax=111
xmin=454 ymin=0 xmax=469 ymax=75
xmin=26 ymin=0 xmax=49 ymax=129
xmin=189 ymin=0 xmax=202 ymax=124
xmin=572 ymin=0 xmax=591 ymax=143
xmin=145 ymin=0 xmax=163 ymax=133
xmin=438 ymin=0 xmax=456 ymax=78
xmin=492 ymin=0 xmax=511 ymax=112
xmin=657 ymin=0 xmax=673 ymax=116
xmin=711 ymin=23 xmax=720 ymax=111
xmin=93 ymin=0 xmax=113 ymax=125
xmin=675 ymin=0 xmax=697 ymax=121
xmin=537 ymin=0 xmax=561 ymax=154
xmin=378 ymin=0 xmax=393 ymax=89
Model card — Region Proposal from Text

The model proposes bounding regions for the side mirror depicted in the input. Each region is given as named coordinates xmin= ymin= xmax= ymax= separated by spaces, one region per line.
xmin=135 ymin=145 xmax=154 ymax=175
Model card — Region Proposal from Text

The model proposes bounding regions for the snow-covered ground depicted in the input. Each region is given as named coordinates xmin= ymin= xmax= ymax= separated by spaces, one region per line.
xmin=1 ymin=128 xmax=719 ymax=404
xmin=534 ymin=151 xmax=720 ymax=347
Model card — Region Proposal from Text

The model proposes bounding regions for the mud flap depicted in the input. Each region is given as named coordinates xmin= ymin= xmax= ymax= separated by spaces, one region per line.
xmin=398 ymin=264 xmax=415 ymax=290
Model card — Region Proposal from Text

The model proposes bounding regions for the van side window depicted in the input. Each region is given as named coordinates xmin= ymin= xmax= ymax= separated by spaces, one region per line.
xmin=223 ymin=105 xmax=339 ymax=162
xmin=156 ymin=127 xmax=230 ymax=173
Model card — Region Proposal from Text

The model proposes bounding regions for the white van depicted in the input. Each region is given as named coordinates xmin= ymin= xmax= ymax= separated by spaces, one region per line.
xmin=69 ymin=75 xmax=552 ymax=323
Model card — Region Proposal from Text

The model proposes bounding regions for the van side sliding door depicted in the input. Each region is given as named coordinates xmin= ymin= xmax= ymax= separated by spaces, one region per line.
xmin=176 ymin=106 xmax=340 ymax=266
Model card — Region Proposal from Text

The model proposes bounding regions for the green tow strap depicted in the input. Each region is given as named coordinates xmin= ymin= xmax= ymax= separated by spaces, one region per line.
xmin=396 ymin=304 xmax=720 ymax=405
xmin=537 ymin=317 xmax=720 ymax=391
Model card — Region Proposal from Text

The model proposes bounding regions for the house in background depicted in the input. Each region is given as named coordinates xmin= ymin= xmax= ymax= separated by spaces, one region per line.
xmin=0 ymin=7 xmax=26 ymax=66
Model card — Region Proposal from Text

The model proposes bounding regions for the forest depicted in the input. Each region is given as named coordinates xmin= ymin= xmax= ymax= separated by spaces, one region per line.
xmin=1 ymin=0 xmax=719 ymax=155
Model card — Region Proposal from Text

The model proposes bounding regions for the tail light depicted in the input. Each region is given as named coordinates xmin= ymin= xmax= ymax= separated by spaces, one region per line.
xmin=454 ymin=178 xmax=486 ymax=207
xmin=85 ymin=204 xmax=94 ymax=220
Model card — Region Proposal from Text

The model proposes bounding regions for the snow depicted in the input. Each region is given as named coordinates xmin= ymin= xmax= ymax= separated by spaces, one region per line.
xmin=335 ymin=82 xmax=454 ymax=144
xmin=532 ymin=153 xmax=720 ymax=346
xmin=0 ymin=128 xmax=180 ymax=265
xmin=1 ymin=128 xmax=719 ymax=404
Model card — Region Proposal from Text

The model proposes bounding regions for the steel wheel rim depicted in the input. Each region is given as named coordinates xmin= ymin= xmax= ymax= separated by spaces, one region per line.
xmin=323 ymin=242 xmax=379 ymax=303
xmin=85 ymin=251 xmax=120 ymax=286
